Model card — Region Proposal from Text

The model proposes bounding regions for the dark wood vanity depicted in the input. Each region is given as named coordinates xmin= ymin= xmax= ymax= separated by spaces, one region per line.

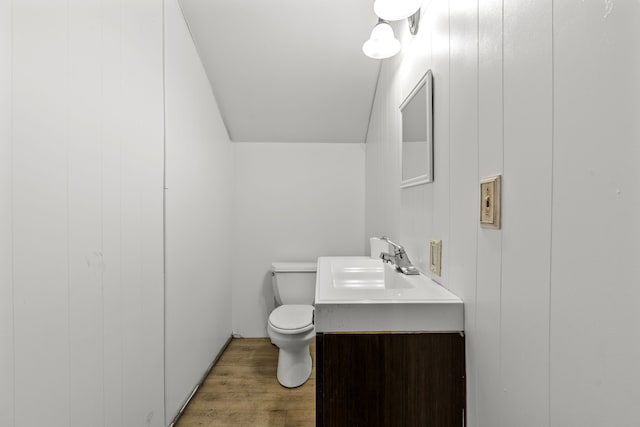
xmin=316 ymin=332 xmax=465 ymax=427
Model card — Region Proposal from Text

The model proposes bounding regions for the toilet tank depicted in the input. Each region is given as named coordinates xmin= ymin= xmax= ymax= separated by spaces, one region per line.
xmin=271 ymin=262 xmax=317 ymax=305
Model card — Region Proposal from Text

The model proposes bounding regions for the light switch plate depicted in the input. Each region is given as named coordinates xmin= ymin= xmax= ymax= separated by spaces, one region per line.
xmin=430 ymin=240 xmax=442 ymax=276
xmin=480 ymin=175 xmax=501 ymax=229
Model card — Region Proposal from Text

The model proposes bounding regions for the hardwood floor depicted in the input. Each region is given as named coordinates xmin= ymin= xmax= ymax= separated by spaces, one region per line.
xmin=176 ymin=338 xmax=315 ymax=427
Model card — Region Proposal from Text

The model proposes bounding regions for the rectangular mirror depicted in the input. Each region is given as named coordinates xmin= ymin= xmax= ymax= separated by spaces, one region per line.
xmin=400 ymin=69 xmax=433 ymax=188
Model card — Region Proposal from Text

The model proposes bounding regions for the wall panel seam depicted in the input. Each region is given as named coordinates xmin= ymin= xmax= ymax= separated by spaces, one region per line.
xmin=118 ymin=1 xmax=124 ymax=423
xmin=548 ymin=1 xmax=555 ymax=425
xmin=498 ymin=0 xmax=505 ymax=425
xmin=99 ymin=2 xmax=106 ymax=426
xmin=162 ymin=0 xmax=168 ymax=424
xmin=9 ymin=0 xmax=15 ymax=424
xmin=65 ymin=1 xmax=72 ymax=424
xmin=447 ymin=0 xmax=452 ymax=295
xmin=474 ymin=2 xmax=480 ymax=425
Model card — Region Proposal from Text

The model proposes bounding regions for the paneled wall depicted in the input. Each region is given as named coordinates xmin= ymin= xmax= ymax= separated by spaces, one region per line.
xmin=164 ymin=0 xmax=234 ymax=423
xmin=364 ymin=0 xmax=640 ymax=426
xmin=4 ymin=1 xmax=165 ymax=426
xmin=549 ymin=1 xmax=640 ymax=425
xmin=500 ymin=1 xmax=553 ymax=424
xmin=0 ymin=2 xmax=13 ymax=426
xmin=474 ymin=1 xmax=503 ymax=425
xmin=233 ymin=143 xmax=365 ymax=337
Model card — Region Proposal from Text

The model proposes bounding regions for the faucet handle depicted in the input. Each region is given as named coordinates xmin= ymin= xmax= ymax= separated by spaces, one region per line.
xmin=380 ymin=252 xmax=394 ymax=264
xmin=380 ymin=236 xmax=404 ymax=252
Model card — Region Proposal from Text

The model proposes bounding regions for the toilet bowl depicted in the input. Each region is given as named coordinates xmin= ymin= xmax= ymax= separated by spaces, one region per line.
xmin=268 ymin=262 xmax=317 ymax=388
xmin=267 ymin=304 xmax=315 ymax=388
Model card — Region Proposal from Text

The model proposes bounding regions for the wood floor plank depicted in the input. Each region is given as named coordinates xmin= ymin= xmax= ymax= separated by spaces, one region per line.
xmin=284 ymin=409 xmax=316 ymax=427
xmin=176 ymin=338 xmax=315 ymax=426
xmin=199 ymin=375 xmax=316 ymax=392
xmin=177 ymin=409 xmax=286 ymax=427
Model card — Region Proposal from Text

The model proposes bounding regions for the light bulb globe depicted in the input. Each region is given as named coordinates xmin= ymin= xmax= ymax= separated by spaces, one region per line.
xmin=362 ymin=22 xmax=401 ymax=59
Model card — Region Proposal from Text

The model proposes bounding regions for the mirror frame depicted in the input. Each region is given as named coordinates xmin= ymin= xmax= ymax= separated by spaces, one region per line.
xmin=399 ymin=69 xmax=433 ymax=188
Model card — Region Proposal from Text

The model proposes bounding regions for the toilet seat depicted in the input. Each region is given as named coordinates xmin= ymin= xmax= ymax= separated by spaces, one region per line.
xmin=268 ymin=305 xmax=314 ymax=335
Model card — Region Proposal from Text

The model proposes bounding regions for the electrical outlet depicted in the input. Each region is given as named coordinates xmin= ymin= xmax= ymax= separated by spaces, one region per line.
xmin=430 ymin=240 xmax=442 ymax=276
xmin=480 ymin=175 xmax=501 ymax=229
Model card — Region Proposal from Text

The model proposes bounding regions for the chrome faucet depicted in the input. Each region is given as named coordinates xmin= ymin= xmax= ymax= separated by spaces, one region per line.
xmin=378 ymin=236 xmax=420 ymax=275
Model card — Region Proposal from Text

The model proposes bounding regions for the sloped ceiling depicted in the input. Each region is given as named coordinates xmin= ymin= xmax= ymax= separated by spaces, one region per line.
xmin=179 ymin=0 xmax=380 ymax=142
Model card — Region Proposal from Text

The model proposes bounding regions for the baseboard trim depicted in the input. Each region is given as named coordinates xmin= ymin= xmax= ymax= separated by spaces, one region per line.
xmin=168 ymin=334 xmax=234 ymax=427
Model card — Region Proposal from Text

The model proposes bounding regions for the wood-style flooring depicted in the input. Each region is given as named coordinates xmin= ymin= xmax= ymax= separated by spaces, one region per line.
xmin=176 ymin=338 xmax=315 ymax=427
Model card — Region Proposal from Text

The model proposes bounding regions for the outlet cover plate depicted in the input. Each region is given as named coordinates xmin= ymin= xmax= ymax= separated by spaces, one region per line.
xmin=430 ymin=240 xmax=442 ymax=276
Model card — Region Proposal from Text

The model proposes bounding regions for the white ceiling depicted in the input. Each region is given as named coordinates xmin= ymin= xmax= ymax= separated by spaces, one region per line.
xmin=179 ymin=0 xmax=381 ymax=143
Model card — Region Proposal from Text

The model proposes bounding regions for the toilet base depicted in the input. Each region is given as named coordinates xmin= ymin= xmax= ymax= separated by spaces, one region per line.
xmin=268 ymin=326 xmax=315 ymax=388
xmin=276 ymin=345 xmax=312 ymax=388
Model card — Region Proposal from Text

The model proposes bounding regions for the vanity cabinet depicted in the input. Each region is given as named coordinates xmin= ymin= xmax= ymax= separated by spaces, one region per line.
xmin=316 ymin=332 xmax=465 ymax=427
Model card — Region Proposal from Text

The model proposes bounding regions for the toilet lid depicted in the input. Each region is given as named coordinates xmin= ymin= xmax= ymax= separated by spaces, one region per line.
xmin=269 ymin=305 xmax=314 ymax=333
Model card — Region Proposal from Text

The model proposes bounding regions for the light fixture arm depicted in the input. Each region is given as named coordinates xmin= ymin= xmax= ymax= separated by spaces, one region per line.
xmin=408 ymin=9 xmax=420 ymax=35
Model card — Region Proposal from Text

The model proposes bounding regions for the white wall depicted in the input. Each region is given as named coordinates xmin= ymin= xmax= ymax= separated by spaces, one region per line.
xmin=549 ymin=1 xmax=640 ymax=425
xmin=0 ymin=2 xmax=13 ymax=426
xmin=365 ymin=0 xmax=640 ymax=426
xmin=233 ymin=143 xmax=366 ymax=337
xmin=4 ymin=1 xmax=166 ymax=426
xmin=164 ymin=0 xmax=233 ymax=423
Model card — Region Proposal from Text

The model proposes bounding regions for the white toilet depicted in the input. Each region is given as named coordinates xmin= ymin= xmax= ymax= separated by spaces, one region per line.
xmin=268 ymin=261 xmax=316 ymax=388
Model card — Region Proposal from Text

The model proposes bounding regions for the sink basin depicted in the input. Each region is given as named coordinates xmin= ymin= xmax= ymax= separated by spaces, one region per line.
xmin=314 ymin=256 xmax=464 ymax=333
xmin=330 ymin=259 xmax=412 ymax=290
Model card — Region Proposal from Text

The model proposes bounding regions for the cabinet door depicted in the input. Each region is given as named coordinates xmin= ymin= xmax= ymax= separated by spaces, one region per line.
xmin=317 ymin=333 xmax=465 ymax=427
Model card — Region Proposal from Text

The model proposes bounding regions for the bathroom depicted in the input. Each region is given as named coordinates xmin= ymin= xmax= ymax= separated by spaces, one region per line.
xmin=1 ymin=0 xmax=638 ymax=426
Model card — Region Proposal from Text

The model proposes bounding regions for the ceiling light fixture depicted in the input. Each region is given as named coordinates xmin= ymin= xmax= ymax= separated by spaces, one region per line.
xmin=362 ymin=19 xmax=401 ymax=59
xmin=373 ymin=0 xmax=422 ymax=21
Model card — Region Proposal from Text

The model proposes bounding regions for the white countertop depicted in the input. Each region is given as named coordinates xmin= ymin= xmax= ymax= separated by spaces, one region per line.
xmin=314 ymin=256 xmax=464 ymax=333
